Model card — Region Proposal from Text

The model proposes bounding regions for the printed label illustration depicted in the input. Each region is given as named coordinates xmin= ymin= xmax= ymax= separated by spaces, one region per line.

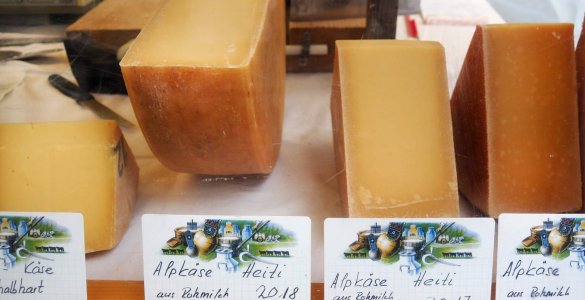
xmin=142 ymin=215 xmax=311 ymax=300
xmin=325 ymin=218 xmax=495 ymax=300
xmin=0 ymin=212 xmax=86 ymax=299
xmin=496 ymin=214 xmax=585 ymax=299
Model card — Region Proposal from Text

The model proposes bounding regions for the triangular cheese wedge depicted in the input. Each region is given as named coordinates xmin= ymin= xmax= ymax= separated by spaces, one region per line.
xmin=331 ymin=40 xmax=459 ymax=217
xmin=451 ymin=24 xmax=582 ymax=216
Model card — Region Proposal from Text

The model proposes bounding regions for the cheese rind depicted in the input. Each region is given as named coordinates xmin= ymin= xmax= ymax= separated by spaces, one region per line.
xmin=452 ymin=24 xmax=582 ymax=216
xmin=331 ymin=40 xmax=459 ymax=217
xmin=120 ymin=0 xmax=285 ymax=175
xmin=0 ymin=120 xmax=139 ymax=253
xmin=577 ymin=18 xmax=585 ymax=213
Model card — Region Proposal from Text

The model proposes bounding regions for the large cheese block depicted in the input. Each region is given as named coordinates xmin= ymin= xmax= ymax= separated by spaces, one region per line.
xmin=121 ymin=0 xmax=285 ymax=175
xmin=577 ymin=19 xmax=585 ymax=213
xmin=65 ymin=0 xmax=168 ymax=93
xmin=451 ymin=24 xmax=582 ymax=217
xmin=0 ymin=120 xmax=139 ymax=253
xmin=331 ymin=40 xmax=459 ymax=217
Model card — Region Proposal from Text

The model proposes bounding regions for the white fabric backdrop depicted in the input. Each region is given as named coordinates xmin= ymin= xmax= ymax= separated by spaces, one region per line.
xmin=488 ymin=0 xmax=585 ymax=41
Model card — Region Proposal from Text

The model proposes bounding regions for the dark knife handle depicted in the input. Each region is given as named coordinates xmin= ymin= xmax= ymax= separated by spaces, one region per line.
xmin=48 ymin=74 xmax=93 ymax=104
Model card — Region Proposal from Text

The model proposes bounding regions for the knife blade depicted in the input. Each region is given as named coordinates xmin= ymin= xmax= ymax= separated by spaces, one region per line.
xmin=0 ymin=36 xmax=63 ymax=47
xmin=0 ymin=48 xmax=62 ymax=62
xmin=48 ymin=74 xmax=136 ymax=129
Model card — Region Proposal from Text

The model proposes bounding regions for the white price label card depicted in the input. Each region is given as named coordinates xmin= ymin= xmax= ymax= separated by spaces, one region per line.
xmin=142 ymin=215 xmax=311 ymax=300
xmin=325 ymin=218 xmax=495 ymax=300
xmin=496 ymin=214 xmax=585 ymax=299
xmin=0 ymin=212 xmax=87 ymax=299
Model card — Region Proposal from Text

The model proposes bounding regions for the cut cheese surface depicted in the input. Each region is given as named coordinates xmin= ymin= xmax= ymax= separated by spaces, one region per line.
xmin=122 ymin=0 xmax=265 ymax=67
xmin=451 ymin=24 xmax=582 ymax=216
xmin=67 ymin=0 xmax=167 ymax=33
xmin=331 ymin=40 xmax=459 ymax=218
xmin=121 ymin=0 xmax=285 ymax=175
xmin=0 ymin=120 xmax=139 ymax=253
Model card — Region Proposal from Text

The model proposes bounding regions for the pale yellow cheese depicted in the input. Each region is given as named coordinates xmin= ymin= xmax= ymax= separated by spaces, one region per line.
xmin=121 ymin=0 xmax=264 ymax=67
xmin=0 ymin=120 xmax=139 ymax=253
xmin=121 ymin=0 xmax=285 ymax=175
xmin=331 ymin=40 xmax=459 ymax=217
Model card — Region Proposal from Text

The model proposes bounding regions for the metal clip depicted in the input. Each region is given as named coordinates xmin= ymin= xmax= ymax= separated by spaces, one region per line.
xmin=299 ymin=31 xmax=311 ymax=67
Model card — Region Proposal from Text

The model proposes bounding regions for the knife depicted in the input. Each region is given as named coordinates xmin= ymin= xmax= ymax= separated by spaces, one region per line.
xmin=0 ymin=48 xmax=62 ymax=62
xmin=0 ymin=36 xmax=63 ymax=47
xmin=48 ymin=74 xmax=136 ymax=129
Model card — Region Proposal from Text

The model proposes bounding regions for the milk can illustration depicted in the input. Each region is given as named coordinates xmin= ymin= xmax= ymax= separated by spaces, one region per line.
xmin=242 ymin=224 xmax=253 ymax=242
xmin=426 ymin=226 xmax=436 ymax=245
xmin=216 ymin=249 xmax=239 ymax=273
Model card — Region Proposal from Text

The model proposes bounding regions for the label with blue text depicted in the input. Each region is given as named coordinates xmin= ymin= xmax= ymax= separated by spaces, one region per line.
xmin=325 ymin=218 xmax=495 ymax=300
xmin=0 ymin=212 xmax=87 ymax=299
xmin=142 ymin=215 xmax=311 ymax=300
xmin=496 ymin=214 xmax=585 ymax=299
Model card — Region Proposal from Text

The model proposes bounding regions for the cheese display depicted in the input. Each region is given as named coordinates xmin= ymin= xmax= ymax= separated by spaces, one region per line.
xmin=578 ymin=20 xmax=585 ymax=213
xmin=120 ymin=0 xmax=285 ymax=175
xmin=451 ymin=24 xmax=582 ymax=217
xmin=65 ymin=0 xmax=168 ymax=93
xmin=331 ymin=40 xmax=459 ymax=217
xmin=0 ymin=120 xmax=139 ymax=253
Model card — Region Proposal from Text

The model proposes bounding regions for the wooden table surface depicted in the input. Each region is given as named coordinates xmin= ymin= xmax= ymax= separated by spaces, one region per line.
xmin=87 ymin=281 xmax=324 ymax=300
xmin=87 ymin=281 xmax=497 ymax=299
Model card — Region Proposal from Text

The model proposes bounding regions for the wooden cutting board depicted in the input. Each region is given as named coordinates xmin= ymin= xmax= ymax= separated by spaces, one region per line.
xmin=87 ymin=281 xmax=324 ymax=300
xmin=87 ymin=281 xmax=495 ymax=299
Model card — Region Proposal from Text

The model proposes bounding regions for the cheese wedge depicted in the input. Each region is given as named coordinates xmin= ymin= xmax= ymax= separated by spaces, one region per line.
xmin=331 ymin=40 xmax=459 ymax=217
xmin=0 ymin=120 xmax=139 ymax=253
xmin=120 ymin=0 xmax=285 ymax=175
xmin=451 ymin=24 xmax=582 ymax=217
xmin=577 ymin=19 xmax=585 ymax=213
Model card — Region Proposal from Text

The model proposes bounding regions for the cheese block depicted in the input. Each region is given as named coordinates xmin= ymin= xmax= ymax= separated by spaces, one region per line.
xmin=331 ymin=40 xmax=459 ymax=217
xmin=451 ymin=24 xmax=582 ymax=217
xmin=577 ymin=19 xmax=585 ymax=213
xmin=0 ymin=120 xmax=139 ymax=253
xmin=65 ymin=0 xmax=168 ymax=93
xmin=120 ymin=0 xmax=285 ymax=175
